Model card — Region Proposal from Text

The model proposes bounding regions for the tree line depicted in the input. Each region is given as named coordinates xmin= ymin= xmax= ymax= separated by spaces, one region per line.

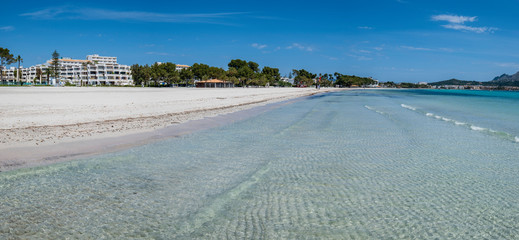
xmin=131 ymin=59 xmax=292 ymax=87
xmin=131 ymin=59 xmax=379 ymax=88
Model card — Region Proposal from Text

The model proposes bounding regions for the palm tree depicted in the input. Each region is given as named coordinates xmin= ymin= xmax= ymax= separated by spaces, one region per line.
xmin=16 ymin=55 xmax=23 ymax=84
xmin=43 ymin=68 xmax=51 ymax=85
xmin=0 ymin=48 xmax=15 ymax=84
xmin=81 ymin=62 xmax=88 ymax=86
xmin=81 ymin=60 xmax=98 ymax=86
xmin=36 ymin=67 xmax=42 ymax=85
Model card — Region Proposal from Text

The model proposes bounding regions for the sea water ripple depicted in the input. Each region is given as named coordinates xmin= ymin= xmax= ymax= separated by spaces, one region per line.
xmin=1 ymin=89 xmax=519 ymax=239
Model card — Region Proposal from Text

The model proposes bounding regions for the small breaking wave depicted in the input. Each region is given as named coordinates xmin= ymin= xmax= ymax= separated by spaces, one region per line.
xmin=401 ymin=103 xmax=519 ymax=144
xmin=454 ymin=121 xmax=466 ymax=126
xmin=470 ymin=126 xmax=486 ymax=131
xmin=400 ymin=104 xmax=416 ymax=111
xmin=364 ymin=105 xmax=386 ymax=115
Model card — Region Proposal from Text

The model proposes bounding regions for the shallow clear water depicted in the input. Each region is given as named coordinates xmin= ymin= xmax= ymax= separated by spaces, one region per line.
xmin=1 ymin=89 xmax=519 ymax=239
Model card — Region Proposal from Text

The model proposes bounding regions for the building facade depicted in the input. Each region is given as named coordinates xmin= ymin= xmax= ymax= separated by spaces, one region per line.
xmin=1 ymin=54 xmax=133 ymax=86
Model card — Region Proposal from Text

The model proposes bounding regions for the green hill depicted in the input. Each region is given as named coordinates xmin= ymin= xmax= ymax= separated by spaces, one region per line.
xmin=429 ymin=79 xmax=482 ymax=86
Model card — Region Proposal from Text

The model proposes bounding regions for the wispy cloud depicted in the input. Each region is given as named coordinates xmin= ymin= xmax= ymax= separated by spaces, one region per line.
xmin=401 ymin=46 xmax=433 ymax=51
xmin=442 ymin=24 xmax=495 ymax=34
xmin=286 ymin=43 xmax=314 ymax=52
xmin=251 ymin=43 xmax=267 ymax=50
xmin=431 ymin=14 xmax=496 ymax=33
xmin=145 ymin=52 xmax=171 ymax=56
xmin=401 ymin=46 xmax=458 ymax=52
xmin=358 ymin=26 xmax=373 ymax=30
xmin=0 ymin=26 xmax=15 ymax=31
xmin=21 ymin=6 xmax=247 ymax=25
xmin=432 ymin=14 xmax=476 ymax=24
xmin=347 ymin=54 xmax=372 ymax=61
xmin=495 ymin=62 xmax=519 ymax=68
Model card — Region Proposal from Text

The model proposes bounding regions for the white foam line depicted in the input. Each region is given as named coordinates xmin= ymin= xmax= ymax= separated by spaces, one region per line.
xmin=404 ymin=104 xmax=518 ymax=144
xmin=400 ymin=104 xmax=416 ymax=111
xmin=365 ymin=105 xmax=385 ymax=115
xmin=470 ymin=125 xmax=486 ymax=131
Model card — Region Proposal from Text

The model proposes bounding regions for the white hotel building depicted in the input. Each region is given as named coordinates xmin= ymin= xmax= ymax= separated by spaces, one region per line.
xmin=1 ymin=54 xmax=133 ymax=86
xmin=50 ymin=54 xmax=133 ymax=85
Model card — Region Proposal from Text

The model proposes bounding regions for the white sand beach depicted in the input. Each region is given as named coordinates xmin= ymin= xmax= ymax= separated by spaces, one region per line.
xmin=0 ymin=87 xmax=337 ymax=171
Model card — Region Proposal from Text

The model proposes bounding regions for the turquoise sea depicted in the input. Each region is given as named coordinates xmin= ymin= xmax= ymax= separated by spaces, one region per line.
xmin=1 ymin=89 xmax=519 ymax=239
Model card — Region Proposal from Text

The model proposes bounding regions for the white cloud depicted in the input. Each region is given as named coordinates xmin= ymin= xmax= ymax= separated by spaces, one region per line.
xmin=145 ymin=52 xmax=170 ymax=56
xmin=251 ymin=43 xmax=267 ymax=50
xmin=0 ymin=26 xmax=14 ymax=31
xmin=286 ymin=43 xmax=314 ymax=52
xmin=401 ymin=46 xmax=459 ymax=52
xmin=358 ymin=26 xmax=372 ymax=30
xmin=495 ymin=62 xmax=519 ymax=68
xmin=21 ymin=6 xmax=246 ymax=25
xmin=432 ymin=14 xmax=476 ymax=24
xmin=431 ymin=14 xmax=496 ymax=34
xmin=441 ymin=24 xmax=496 ymax=33
xmin=347 ymin=54 xmax=372 ymax=61
xmin=401 ymin=46 xmax=433 ymax=51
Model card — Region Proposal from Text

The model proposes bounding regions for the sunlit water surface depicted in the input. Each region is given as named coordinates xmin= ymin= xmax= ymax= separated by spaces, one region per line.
xmin=1 ymin=89 xmax=519 ymax=239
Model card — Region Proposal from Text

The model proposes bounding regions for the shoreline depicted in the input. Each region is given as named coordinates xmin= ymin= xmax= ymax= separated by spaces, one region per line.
xmin=0 ymin=87 xmax=342 ymax=172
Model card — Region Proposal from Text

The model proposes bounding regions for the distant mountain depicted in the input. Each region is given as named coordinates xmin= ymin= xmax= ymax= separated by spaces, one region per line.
xmin=430 ymin=72 xmax=519 ymax=87
xmin=429 ymin=78 xmax=483 ymax=86
xmin=489 ymin=71 xmax=519 ymax=86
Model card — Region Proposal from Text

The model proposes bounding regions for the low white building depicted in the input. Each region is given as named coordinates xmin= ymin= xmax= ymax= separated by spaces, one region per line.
xmin=155 ymin=62 xmax=191 ymax=72
xmin=176 ymin=64 xmax=190 ymax=71
xmin=365 ymin=78 xmax=379 ymax=88
xmin=280 ymin=77 xmax=294 ymax=84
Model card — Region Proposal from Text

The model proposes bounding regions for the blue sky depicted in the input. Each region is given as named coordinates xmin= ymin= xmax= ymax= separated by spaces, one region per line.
xmin=2 ymin=0 xmax=519 ymax=82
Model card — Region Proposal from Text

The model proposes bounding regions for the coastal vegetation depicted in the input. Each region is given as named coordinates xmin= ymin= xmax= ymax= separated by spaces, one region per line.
xmin=132 ymin=59 xmax=288 ymax=87
xmin=131 ymin=59 xmax=379 ymax=88
xmin=429 ymin=78 xmax=483 ymax=86
xmin=51 ymin=50 xmax=60 ymax=82
xmin=0 ymin=48 xmax=16 ymax=83
xmin=397 ymin=82 xmax=431 ymax=88
xmin=333 ymin=73 xmax=377 ymax=87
